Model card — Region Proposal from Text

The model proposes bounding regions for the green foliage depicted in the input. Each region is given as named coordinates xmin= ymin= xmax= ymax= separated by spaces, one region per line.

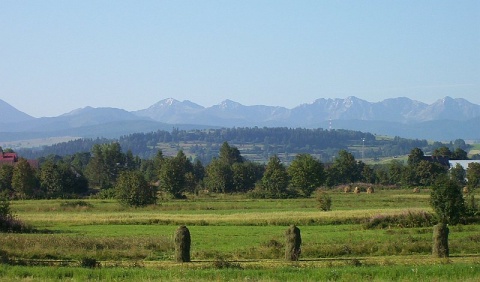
xmin=259 ymin=155 xmax=290 ymax=198
xmin=0 ymin=165 xmax=14 ymax=192
xmin=219 ymin=142 xmax=243 ymax=165
xmin=316 ymin=191 xmax=332 ymax=211
xmin=0 ymin=191 xmax=34 ymax=233
xmin=159 ymin=151 xmax=194 ymax=198
xmin=115 ymin=171 xmax=156 ymax=207
xmin=450 ymin=163 xmax=466 ymax=185
xmin=430 ymin=176 xmax=466 ymax=225
xmin=204 ymin=158 xmax=233 ymax=193
xmin=11 ymin=158 xmax=37 ymax=199
xmin=85 ymin=143 xmax=125 ymax=189
xmin=0 ymin=191 xmax=11 ymax=217
xmin=40 ymin=160 xmax=89 ymax=198
xmin=94 ymin=188 xmax=117 ymax=199
xmin=466 ymin=162 xmax=480 ymax=190
xmin=288 ymin=154 xmax=324 ymax=197
xmin=327 ymin=150 xmax=362 ymax=185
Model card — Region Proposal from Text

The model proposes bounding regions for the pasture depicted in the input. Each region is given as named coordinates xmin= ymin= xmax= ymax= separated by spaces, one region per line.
xmin=1 ymin=188 xmax=480 ymax=281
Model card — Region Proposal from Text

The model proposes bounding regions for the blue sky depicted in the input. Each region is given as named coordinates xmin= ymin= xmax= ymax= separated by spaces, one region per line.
xmin=1 ymin=1 xmax=479 ymax=117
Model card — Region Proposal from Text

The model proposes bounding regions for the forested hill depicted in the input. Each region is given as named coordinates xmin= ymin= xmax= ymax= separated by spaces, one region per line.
xmin=16 ymin=127 xmax=442 ymax=164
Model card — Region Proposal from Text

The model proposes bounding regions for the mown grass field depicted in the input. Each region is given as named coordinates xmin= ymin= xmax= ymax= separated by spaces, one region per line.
xmin=2 ymin=188 xmax=480 ymax=281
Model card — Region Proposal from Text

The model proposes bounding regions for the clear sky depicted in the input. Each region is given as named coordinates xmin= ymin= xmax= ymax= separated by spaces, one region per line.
xmin=1 ymin=1 xmax=479 ymax=117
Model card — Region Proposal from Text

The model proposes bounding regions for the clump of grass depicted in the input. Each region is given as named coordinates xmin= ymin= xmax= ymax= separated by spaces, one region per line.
xmin=60 ymin=200 xmax=93 ymax=209
xmin=212 ymin=257 xmax=242 ymax=269
xmin=364 ymin=210 xmax=435 ymax=229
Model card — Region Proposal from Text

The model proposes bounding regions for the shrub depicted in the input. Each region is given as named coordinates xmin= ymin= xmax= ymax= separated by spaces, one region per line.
xmin=0 ymin=191 xmax=34 ymax=233
xmin=93 ymin=188 xmax=117 ymax=199
xmin=316 ymin=191 xmax=332 ymax=211
xmin=116 ymin=171 xmax=157 ymax=207
xmin=80 ymin=257 xmax=99 ymax=268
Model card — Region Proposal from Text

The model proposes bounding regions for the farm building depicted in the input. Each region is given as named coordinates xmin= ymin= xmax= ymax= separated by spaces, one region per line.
xmin=0 ymin=149 xmax=38 ymax=168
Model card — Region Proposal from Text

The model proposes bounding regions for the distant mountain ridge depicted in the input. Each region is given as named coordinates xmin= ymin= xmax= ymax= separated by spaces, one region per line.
xmin=1 ymin=96 xmax=479 ymax=142
xmin=135 ymin=96 xmax=480 ymax=126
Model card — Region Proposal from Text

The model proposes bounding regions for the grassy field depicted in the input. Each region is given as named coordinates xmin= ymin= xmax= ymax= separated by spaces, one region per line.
xmin=1 ymin=189 xmax=480 ymax=281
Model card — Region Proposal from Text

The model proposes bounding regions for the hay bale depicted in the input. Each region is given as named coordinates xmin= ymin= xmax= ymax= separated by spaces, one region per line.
xmin=432 ymin=223 xmax=449 ymax=258
xmin=354 ymin=187 xmax=360 ymax=194
xmin=175 ymin=225 xmax=191 ymax=262
xmin=366 ymin=187 xmax=374 ymax=194
xmin=413 ymin=187 xmax=420 ymax=193
xmin=285 ymin=225 xmax=301 ymax=261
xmin=343 ymin=186 xmax=352 ymax=193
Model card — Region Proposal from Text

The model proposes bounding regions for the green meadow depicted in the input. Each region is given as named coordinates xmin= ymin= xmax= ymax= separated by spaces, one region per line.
xmin=2 ymin=188 xmax=480 ymax=281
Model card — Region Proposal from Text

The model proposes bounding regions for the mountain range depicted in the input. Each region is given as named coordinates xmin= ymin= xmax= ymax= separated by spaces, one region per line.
xmin=1 ymin=96 xmax=480 ymax=143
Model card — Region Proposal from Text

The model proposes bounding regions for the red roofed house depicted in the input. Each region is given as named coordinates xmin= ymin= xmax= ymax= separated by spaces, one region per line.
xmin=0 ymin=150 xmax=38 ymax=169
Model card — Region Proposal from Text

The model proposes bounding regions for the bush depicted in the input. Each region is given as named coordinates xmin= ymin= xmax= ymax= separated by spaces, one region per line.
xmin=80 ymin=257 xmax=99 ymax=268
xmin=0 ymin=191 xmax=34 ymax=233
xmin=93 ymin=188 xmax=117 ymax=200
xmin=316 ymin=191 xmax=332 ymax=211
xmin=116 ymin=171 xmax=157 ymax=207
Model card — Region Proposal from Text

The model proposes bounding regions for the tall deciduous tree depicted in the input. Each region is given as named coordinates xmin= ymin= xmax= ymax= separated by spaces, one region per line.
xmin=430 ymin=176 xmax=466 ymax=258
xmin=0 ymin=165 xmax=14 ymax=192
xmin=261 ymin=155 xmax=289 ymax=198
xmin=430 ymin=176 xmax=466 ymax=225
xmin=466 ymin=162 xmax=480 ymax=190
xmin=40 ymin=160 xmax=63 ymax=198
xmin=11 ymin=158 xmax=37 ymax=199
xmin=288 ymin=154 xmax=324 ymax=197
xmin=116 ymin=170 xmax=156 ymax=207
xmin=328 ymin=150 xmax=360 ymax=185
xmin=204 ymin=158 xmax=233 ymax=193
xmin=450 ymin=163 xmax=466 ymax=185
xmin=159 ymin=151 xmax=193 ymax=198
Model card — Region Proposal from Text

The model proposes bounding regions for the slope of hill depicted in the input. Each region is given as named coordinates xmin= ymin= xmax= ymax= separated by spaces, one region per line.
xmin=0 ymin=99 xmax=35 ymax=123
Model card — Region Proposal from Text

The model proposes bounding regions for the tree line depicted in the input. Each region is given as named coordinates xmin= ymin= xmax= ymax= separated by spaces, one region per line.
xmin=17 ymin=127 xmax=476 ymax=163
xmin=1 ymin=142 xmax=480 ymax=207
